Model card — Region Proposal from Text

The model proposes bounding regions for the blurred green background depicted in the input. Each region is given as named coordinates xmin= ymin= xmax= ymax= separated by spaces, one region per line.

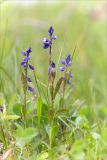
xmin=0 ymin=0 xmax=107 ymax=111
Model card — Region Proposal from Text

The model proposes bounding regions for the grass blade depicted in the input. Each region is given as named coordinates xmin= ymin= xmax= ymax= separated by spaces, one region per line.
xmin=37 ymin=96 xmax=42 ymax=131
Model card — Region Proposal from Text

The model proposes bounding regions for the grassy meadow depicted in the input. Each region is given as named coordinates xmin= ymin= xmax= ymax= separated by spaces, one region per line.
xmin=0 ymin=1 xmax=107 ymax=160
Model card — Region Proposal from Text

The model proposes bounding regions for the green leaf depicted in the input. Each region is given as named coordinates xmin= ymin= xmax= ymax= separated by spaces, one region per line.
xmin=49 ymin=125 xmax=59 ymax=147
xmin=59 ymin=97 xmax=64 ymax=108
xmin=8 ymin=95 xmax=17 ymax=114
xmin=13 ymin=103 xmax=22 ymax=116
xmin=37 ymin=97 xmax=42 ymax=130
xmin=15 ymin=126 xmax=37 ymax=148
xmin=101 ymin=127 xmax=107 ymax=144
xmin=5 ymin=115 xmax=20 ymax=120
xmin=0 ymin=94 xmax=5 ymax=105
xmin=0 ymin=125 xmax=7 ymax=149
xmin=42 ymin=103 xmax=49 ymax=124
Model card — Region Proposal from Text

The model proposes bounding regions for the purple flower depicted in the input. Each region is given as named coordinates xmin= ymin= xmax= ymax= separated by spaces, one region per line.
xmin=23 ymin=56 xmax=31 ymax=62
xmin=43 ymin=38 xmax=51 ymax=49
xmin=48 ymin=26 xmax=54 ymax=36
xmin=42 ymin=27 xmax=57 ymax=49
xmin=61 ymin=60 xmax=66 ymax=65
xmin=22 ymin=51 xmax=27 ymax=56
xmin=20 ymin=61 xmax=26 ymax=66
xmin=20 ymin=47 xmax=35 ymax=93
xmin=43 ymin=38 xmax=51 ymax=44
xmin=28 ymin=86 xmax=34 ymax=92
xmin=21 ymin=48 xmax=35 ymax=70
xmin=60 ymin=54 xmax=72 ymax=68
xmin=27 ymin=77 xmax=32 ymax=82
xmin=69 ymin=74 xmax=73 ymax=78
xmin=20 ymin=48 xmax=33 ymax=69
xmin=59 ymin=54 xmax=73 ymax=85
xmin=51 ymin=61 xmax=56 ymax=68
xmin=59 ymin=66 xmax=65 ymax=71
xmin=66 ymin=55 xmax=71 ymax=66
xmin=26 ymin=47 xmax=32 ymax=54
xmin=52 ymin=35 xmax=57 ymax=40
xmin=67 ymin=80 xmax=72 ymax=85
xmin=43 ymin=43 xmax=50 ymax=49
xmin=29 ymin=64 xmax=34 ymax=70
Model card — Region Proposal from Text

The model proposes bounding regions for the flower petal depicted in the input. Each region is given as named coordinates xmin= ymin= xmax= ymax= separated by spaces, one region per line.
xmin=67 ymin=80 xmax=72 ymax=85
xmin=23 ymin=57 xmax=28 ymax=62
xmin=27 ymin=77 xmax=32 ymax=82
xmin=51 ymin=61 xmax=56 ymax=68
xmin=59 ymin=66 xmax=65 ymax=71
xmin=48 ymin=26 xmax=54 ymax=36
xmin=27 ymin=55 xmax=31 ymax=60
xmin=23 ymin=56 xmax=31 ymax=62
xmin=28 ymin=86 xmax=34 ymax=92
xmin=26 ymin=47 xmax=32 ymax=54
xmin=52 ymin=35 xmax=57 ymax=40
xmin=20 ymin=61 xmax=26 ymax=66
xmin=42 ymin=38 xmax=51 ymax=49
xmin=66 ymin=55 xmax=71 ymax=65
xmin=43 ymin=43 xmax=50 ymax=49
xmin=29 ymin=64 xmax=34 ymax=70
xmin=43 ymin=37 xmax=48 ymax=42
xmin=69 ymin=74 xmax=73 ymax=78
xmin=22 ymin=51 xmax=27 ymax=56
xmin=61 ymin=60 xmax=66 ymax=65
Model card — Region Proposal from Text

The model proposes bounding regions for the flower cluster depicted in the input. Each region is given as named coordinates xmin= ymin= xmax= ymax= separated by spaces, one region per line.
xmin=42 ymin=26 xmax=57 ymax=82
xmin=20 ymin=47 xmax=34 ymax=92
xmin=20 ymin=47 xmax=34 ymax=70
xmin=59 ymin=54 xmax=73 ymax=85
xmin=42 ymin=26 xmax=57 ymax=49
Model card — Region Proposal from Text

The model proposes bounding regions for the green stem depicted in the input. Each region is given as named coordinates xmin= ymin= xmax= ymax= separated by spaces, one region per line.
xmin=61 ymin=69 xmax=67 ymax=108
xmin=23 ymin=92 xmax=26 ymax=124
xmin=22 ymin=55 xmax=29 ymax=124
xmin=33 ymin=70 xmax=41 ymax=97
xmin=0 ymin=125 xmax=7 ymax=149
xmin=49 ymin=37 xmax=54 ymax=110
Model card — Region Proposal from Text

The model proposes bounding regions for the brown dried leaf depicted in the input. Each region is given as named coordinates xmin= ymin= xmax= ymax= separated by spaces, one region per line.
xmin=1 ymin=148 xmax=13 ymax=160
xmin=53 ymin=77 xmax=63 ymax=99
